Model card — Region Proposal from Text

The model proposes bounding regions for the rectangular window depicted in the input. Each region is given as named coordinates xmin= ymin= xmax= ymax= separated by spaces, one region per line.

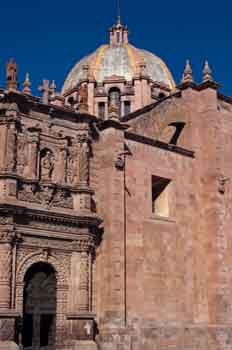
xmin=98 ymin=102 xmax=105 ymax=120
xmin=124 ymin=101 xmax=131 ymax=116
xmin=152 ymin=175 xmax=171 ymax=217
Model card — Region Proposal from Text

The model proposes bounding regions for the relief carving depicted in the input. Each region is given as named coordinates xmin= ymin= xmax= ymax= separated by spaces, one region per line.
xmin=17 ymin=133 xmax=29 ymax=176
xmin=6 ymin=124 xmax=17 ymax=171
xmin=52 ymin=189 xmax=73 ymax=209
xmin=16 ymin=249 xmax=69 ymax=286
xmin=67 ymin=146 xmax=78 ymax=185
xmin=71 ymin=236 xmax=95 ymax=253
xmin=57 ymin=147 xmax=67 ymax=183
xmin=18 ymin=183 xmax=73 ymax=209
xmin=77 ymin=135 xmax=90 ymax=185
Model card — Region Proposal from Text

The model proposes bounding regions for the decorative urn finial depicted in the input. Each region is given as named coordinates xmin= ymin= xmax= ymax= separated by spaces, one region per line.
xmin=181 ymin=60 xmax=193 ymax=84
xmin=23 ymin=72 xmax=31 ymax=94
xmin=203 ymin=60 xmax=213 ymax=82
xmin=50 ymin=80 xmax=56 ymax=96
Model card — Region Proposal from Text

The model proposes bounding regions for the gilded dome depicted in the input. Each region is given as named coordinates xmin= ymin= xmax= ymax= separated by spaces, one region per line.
xmin=62 ymin=39 xmax=175 ymax=94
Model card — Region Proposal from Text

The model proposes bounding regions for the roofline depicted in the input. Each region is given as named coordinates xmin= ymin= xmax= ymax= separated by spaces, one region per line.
xmin=125 ymin=131 xmax=194 ymax=158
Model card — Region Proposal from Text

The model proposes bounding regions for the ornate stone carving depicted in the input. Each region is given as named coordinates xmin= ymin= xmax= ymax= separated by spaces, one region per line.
xmin=57 ymin=147 xmax=67 ymax=183
xmin=16 ymin=250 xmax=69 ymax=286
xmin=0 ymin=319 xmax=15 ymax=341
xmin=77 ymin=135 xmax=90 ymax=185
xmin=6 ymin=124 xmax=17 ymax=171
xmin=52 ymin=189 xmax=73 ymax=209
xmin=0 ymin=230 xmax=16 ymax=244
xmin=0 ymin=217 xmax=13 ymax=225
xmin=18 ymin=183 xmax=74 ymax=209
xmin=71 ymin=236 xmax=95 ymax=253
xmin=0 ymin=231 xmax=15 ymax=309
xmin=79 ymin=251 xmax=90 ymax=312
xmin=40 ymin=149 xmax=55 ymax=181
xmin=67 ymin=146 xmax=78 ymax=185
xmin=17 ymin=133 xmax=29 ymax=176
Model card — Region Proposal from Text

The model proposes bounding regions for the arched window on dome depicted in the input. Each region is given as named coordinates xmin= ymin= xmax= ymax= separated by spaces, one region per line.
xmin=108 ymin=87 xmax=121 ymax=117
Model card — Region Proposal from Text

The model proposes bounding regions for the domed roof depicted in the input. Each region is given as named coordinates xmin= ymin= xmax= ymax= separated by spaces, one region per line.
xmin=62 ymin=24 xmax=175 ymax=94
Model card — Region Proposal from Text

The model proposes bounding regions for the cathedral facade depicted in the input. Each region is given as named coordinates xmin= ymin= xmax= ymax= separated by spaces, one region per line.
xmin=0 ymin=19 xmax=232 ymax=350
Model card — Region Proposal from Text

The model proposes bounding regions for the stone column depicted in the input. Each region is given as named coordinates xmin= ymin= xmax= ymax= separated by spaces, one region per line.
xmin=0 ymin=230 xmax=14 ymax=310
xmin=78 ymin=251 xmax=90 ymax=312
xmin=68 ymin=238 xmax=93 ymax=314
xmin=5 ymin=123 xmax=17 ymax=173
xmin=56 ymin=146 xmax=67 ymax=184
xmin=73 ymin=133 xmax=93 ymax=213
xmin=66 ymin=237 xmax=96 ymax=349
xmin=0 ymin=230 xmax=19 ymax=350
xmin=27 ymin=131 xmax=39 ymax=179
xmin=78 ymin=134 xmax=90 ymax=187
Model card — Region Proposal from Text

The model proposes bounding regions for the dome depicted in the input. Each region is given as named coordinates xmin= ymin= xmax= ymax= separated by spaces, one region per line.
xmin=62 ymin=24 xmax=175 ymax=94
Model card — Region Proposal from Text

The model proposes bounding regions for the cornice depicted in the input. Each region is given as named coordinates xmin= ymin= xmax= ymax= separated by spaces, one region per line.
xmin=0 ymin=203 xmax=102 ymax=228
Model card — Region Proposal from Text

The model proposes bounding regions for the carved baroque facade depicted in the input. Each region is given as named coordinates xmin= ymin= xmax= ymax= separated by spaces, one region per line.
xmin=0 ymin=19 xmax=232 ymax=350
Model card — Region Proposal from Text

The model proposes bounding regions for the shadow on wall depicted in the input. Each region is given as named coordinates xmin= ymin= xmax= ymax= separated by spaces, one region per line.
xmin=159 ymin=122 xmax=186 ymax=145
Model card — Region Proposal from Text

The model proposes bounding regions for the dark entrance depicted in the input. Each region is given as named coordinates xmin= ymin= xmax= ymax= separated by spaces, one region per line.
xmin=22 ymin=262 xmax=57 ymax=350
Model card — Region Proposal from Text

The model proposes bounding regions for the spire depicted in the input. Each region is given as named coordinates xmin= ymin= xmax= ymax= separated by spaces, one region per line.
xmin=181 ymin=60 xmax=193 ymax=83
xmin=23 ymin=72 xmax=31 ymax=94
xmin=50 ymin=80 xmax=56 ymax=96
xmin=203 ymin=60 xmax=213 ymax=82
xmin=117 ymin=0 xmax=121 ymax=25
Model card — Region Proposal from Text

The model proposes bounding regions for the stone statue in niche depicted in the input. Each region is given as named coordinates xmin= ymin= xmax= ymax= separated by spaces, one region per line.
xmin=67 ymin=147 xmax=78 ymax=185
xmin=40 ymin=149 xmax=55 ymax=181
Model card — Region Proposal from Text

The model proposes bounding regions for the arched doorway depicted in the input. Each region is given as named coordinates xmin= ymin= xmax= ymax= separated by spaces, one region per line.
xmin=22 ymin=262 xmax=57 ymax=350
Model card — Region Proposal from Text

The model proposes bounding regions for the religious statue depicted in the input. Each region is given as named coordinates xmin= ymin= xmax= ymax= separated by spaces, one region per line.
xmin=67 ymin=148 xmax=77 ymax=185
xmin=40 ymin=150 xmax=54 ymax=181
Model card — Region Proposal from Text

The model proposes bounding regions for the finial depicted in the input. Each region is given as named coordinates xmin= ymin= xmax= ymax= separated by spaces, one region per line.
xmin=23 ymin=72 xmax=31 ymax=94
xmin=50 ymin=80 xmax=56 ymax=96
xmin=117 ymin=0 xmax=121 ymax=25
xmin=203 ymin=60 xmax=213 ymax=82
xmin=6 ymin=59 xmax=18 ymax=90
xmin=182 ymin=60 xmax=193 ymax=83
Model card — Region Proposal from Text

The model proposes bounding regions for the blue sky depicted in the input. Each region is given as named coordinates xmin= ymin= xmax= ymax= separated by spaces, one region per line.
xmin=0 ymin=0 xmax=231 ymax=95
